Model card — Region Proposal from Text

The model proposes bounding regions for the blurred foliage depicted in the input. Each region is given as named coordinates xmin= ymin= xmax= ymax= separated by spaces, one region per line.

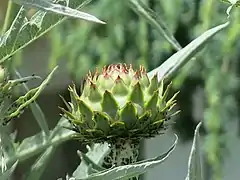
xmin=0 ymin=0 xmax=239 ymax=179
xmin=45 ymin=0 xmax=240 ymax=180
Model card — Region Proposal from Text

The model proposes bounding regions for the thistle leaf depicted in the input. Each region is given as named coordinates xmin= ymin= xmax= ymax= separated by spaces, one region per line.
xmin=128 ymin=0 xmax=182 ymax=51
xmin=25 ymin=146 xmax=56 ymax=180
xmin=147 ymin=21 xmax=230 ymax=82
xmin=73 ymin=143 xmax=110 ymax=178
xmin=3 ymin=118 xmax=75 ymax=167
xmin=0 ymin=161 xmax=18 ymax=179
xmin=76 ymin=135 xmax=177 ymax=180
xmin=12 ymin=0 xmax=105 ymax=24
xmin=77 ymin=150 xmax=106 ymax=172
xmin=185 ymin=122 xmax=203 ymax=180
xmin=0 ymin=126 xmax=16 ymax=158
xmin=0 ymin=0 xmax=99 ymax=63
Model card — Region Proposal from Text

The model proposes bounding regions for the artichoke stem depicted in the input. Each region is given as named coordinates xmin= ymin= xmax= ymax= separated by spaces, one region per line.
xmin=103 ymin=138 xmax=140 ymax=180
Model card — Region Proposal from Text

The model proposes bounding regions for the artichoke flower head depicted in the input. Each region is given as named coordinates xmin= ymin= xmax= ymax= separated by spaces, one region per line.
xmin=61 ymin=64 xmax=178 ymax=168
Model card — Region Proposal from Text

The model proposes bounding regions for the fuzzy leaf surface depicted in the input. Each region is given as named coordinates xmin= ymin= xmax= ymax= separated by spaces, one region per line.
xmin=0 ymin=0 xmax=98 ymax=63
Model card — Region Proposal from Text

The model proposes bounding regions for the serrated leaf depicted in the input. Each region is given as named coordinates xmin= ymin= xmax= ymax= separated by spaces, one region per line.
xmin=77 ymin=150 xmax=106 ymax=172
xmin=13 ymin=0 xmax=105 ymax=24
xmin=0 ymin=6 xmax=26 ymax=48
xmin=185 ymin=122 xmax=203 ymax=180
xmin=0 ymin=0 xmax=98 ymax=63
xmin=73 ymin=143 xmax=110 ymax=178
xmin=147 ymin=22 xmax=229 ymax=82
xmin=0 ymin=126 xmax=16 ymax=157
xmin=15 ymin=70 xmax=50 ymax=136
xmin=0 ymin=161 xmax=18 ymax=179
xmin=77 ymin=135 xmax=178 ymax=180
xmin=4 ymin=118 xmax=75 ymax=167
xmin=25 ymin=146 xmax=56 ymax=180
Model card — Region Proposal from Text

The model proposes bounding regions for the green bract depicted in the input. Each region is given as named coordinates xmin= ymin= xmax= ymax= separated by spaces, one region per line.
xmin=62 ymin=64 xmax=178 ymax=143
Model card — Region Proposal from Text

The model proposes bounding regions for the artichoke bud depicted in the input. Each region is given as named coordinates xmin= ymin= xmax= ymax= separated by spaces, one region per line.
xmin=88 ymin=82 xmax=102 ymax=102
xmin=62 ymin=63 xmax=178 ymax=142
xmin=111 ymin=75 xmax=128 ymax=96
xmin=61 ymin=63 xmax=179 ymax=170
xmin=101 ymin=90 xmax=118 ymax=119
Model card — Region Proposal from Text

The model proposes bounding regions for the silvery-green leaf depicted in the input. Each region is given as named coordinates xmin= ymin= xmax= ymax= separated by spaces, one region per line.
xmin=0 ymin=161 xmax=18 ymax=179
xmin=222 ymin=0 xmax=240 ymax=16
xmin=0 ymin=0 xmax=96 ymax=63
xmin=128 ymin=0 xmax=182 ymax=51
xmin=12 ymin=0 xmax=105 ymax=24
xmin=77 ymin=151 xmax=106 ymax=172
xmin=222 ymin=0 xmax=240 ymax=5
xmin=185 ymin=122 xmax=203 ymax=180
xmin=147 ymin=22 xmax=229 ymax=82
xmin=4 ymin=118 xmax=75 ymax=167
xmin=73 ymin=143 xmax=109 ymax=178
xmin=76 ymin=135 xmax=177 ymax=180
xmin=0 ymin=126 xmax=16 ymax=157
xmin=25 ymin=146 xmax=56 ymax=180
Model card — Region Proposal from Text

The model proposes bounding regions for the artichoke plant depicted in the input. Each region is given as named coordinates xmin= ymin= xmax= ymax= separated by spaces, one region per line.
xmin=61 ymin=64 xmax=178 ymax=170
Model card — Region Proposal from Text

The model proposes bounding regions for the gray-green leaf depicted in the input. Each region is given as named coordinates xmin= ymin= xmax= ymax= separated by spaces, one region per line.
xmin=12 ymin=0 xmax=105 ymax=24
xmin=73 ymin=143 xmax=109 ymax=178
xmin=76 ymin=135 xmax=178 ymax=180
xmin=147 ymin=21 xmax=229 ymax=82
xmin=25 ymin=146 xmax=56 ymax=180
xmin=4 ymin=118 xmax=75 ymax=167
xmin=0 ymin=161 xmax=18 ymax=179
xmin=128 ymin=0 xmax=182 ymax=51
xmin=185 ymin=122 xmax=203 ymax=180
xmin=0 ymin=0 xmax=98 ymax=63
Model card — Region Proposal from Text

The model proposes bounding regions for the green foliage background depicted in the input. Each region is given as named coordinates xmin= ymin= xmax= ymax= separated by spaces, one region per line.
xmin=1 ymin=0 xmax=240 ymax=179
xmin=47 ymin=0 xmax=240 ymax=179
